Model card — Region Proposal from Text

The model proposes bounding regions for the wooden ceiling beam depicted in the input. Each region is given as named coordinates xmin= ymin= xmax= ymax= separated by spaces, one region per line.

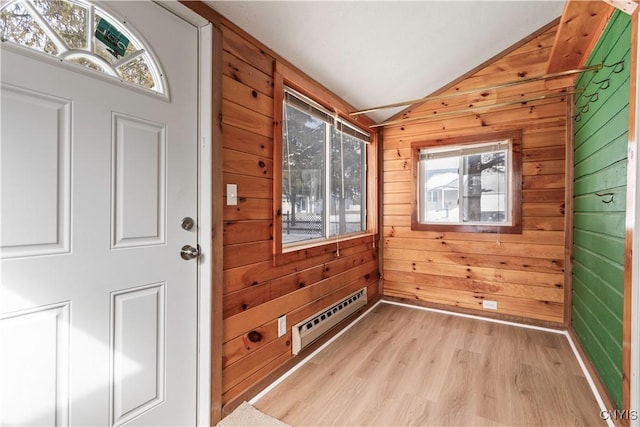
xmin=546 ymin=0 xmax=615 ymax=78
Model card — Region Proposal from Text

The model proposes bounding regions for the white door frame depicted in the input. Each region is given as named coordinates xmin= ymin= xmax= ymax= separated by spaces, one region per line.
xmin=631 ymin=104 xmax=639 ymax=425
xmin=153 ymin=3 xmax=213 ymax=426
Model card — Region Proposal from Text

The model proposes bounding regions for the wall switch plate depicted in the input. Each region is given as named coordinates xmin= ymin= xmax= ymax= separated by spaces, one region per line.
xmin=483 ymin=300 xmax=498 ymax=310
xmin=278 ymin=315 xmax=287 ymax=337
xmin=226 ymin=184 xmax=237 ymax=206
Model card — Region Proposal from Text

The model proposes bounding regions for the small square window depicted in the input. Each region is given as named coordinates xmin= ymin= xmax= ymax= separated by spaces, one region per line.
xmin=412 ymin=130 xmax=522 ymax=234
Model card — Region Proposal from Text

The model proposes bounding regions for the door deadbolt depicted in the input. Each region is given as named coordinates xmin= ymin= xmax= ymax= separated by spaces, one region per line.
xmin=180 ymin=244 xmax=200 ymax=260
xmin=181 ymin=217 xmax=195 ymax=230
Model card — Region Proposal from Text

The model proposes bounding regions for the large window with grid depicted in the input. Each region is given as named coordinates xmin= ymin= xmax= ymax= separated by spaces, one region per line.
xmin=281 ymin=88 xmax=369 ymax=246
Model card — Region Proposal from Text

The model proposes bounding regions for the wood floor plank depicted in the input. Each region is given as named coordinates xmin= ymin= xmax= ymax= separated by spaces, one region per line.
xmin=254 ymin=303 xmax=605 ymax=426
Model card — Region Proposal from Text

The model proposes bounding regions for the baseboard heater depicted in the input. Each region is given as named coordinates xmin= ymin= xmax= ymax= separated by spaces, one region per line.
xmin=292 ymin=288 xmax=367 ymax=355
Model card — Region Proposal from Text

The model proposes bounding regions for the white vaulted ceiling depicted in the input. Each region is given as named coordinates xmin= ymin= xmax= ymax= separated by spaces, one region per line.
xmin=208 ymin=1 xmax=565 ymax=122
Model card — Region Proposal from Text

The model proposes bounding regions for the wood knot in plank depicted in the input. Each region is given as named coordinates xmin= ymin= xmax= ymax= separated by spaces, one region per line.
xmin=247 ymin=331 xmax=262 ymax=342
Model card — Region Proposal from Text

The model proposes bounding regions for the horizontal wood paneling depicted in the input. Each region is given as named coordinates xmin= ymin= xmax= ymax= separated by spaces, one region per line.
xmin=223 ymin=220 xmax=272 ymax=246
xmin=382 ymin=23 xmax=568 ymax=325
xmin=223 ymin=173 xmax=271 ymax=199
xmin=222 ymin=26 xmax=273 ymax=75
xmin=383 ymin=246 xmax=563 ymax=273
xmin=224 ymin=240 xmax=272 ymax=269
xmin=384 ymin=100 xmax=567 ymax=141
xmin=222 ymin=51 xmax=274 ymax=97
xmin=224 ymin=249 xmax=377 ymax=318
xmin=223 ymin=198 xmax=272 ymax=221
xmin=224 ymin=260 xmax=378 ymax=340
xmin=222 ymin=100 xmax=273 ymax=138
xmin=223 ymin=124 xmax=273 ymax=158
xmin=382 ymin=226 xmax=564 ymax=245
xmin=218 ymin=22 xmax=380 ymax=406
xmin=223 ymin=75 xmax=274 ymax=117
xmin=223 ymin=148 xmax=273 ymax=178
xmin=384 ymin=283 xmax=563 ymax=323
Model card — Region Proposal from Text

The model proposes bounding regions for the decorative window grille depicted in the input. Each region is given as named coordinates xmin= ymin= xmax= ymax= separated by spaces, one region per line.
xmin=0 ymin=0 xmax=167 ymax=95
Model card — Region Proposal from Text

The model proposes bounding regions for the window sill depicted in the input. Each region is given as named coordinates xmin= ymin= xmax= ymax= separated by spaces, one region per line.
xmin=274 ymin=232 xmax=376 ymax=266
xmin=410 ymin=222 xmax=522 ymax=234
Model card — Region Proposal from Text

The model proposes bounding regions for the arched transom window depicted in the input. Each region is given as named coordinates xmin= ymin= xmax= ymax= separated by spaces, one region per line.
xmin=0 ymin=0 xmax=167 ymax=95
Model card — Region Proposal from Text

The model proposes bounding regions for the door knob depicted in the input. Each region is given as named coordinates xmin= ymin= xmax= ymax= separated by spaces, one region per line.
xmin=180 ymin=244 xmax=200 ymax=260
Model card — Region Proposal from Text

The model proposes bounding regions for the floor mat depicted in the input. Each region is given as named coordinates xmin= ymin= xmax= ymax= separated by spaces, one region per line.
xmin=216 ymin=401 xmax=290 ymax=427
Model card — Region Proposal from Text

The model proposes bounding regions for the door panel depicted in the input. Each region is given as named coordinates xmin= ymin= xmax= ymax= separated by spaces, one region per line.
xmin=111 ymin=283 xmax=165 ymax=425
xmin=0 ymin=85 xmax=72 ymax=257
xmin=112 ymin=112 xmax=167 ymax=248
xmin=0 ymin=302 xmax=71 ymax=426
xmin=0 ymin=2 xmax=199 ymax=425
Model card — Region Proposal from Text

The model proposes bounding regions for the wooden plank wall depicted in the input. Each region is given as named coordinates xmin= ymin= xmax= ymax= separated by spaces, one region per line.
xmin=382 ymin=23 xmax=569 ymax=324
xmin=219 ymin=21 xmax=379 ymax=406
xmin=572 ymin=10 xmax=631 ymax=410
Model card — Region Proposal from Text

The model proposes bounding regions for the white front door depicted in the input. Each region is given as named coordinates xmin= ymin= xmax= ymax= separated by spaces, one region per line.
xmin=0 ymin=2 xmax=200 ymax=425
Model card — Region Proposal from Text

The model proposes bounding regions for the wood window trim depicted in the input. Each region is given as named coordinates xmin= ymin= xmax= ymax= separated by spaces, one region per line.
xmin=410 ymin=130 xmax=523 ymax=234
xmin=272 ymin=61 xmax=378 ymax=266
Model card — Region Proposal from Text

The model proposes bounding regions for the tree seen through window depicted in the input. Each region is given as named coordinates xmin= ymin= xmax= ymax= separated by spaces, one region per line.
xmin=282 ymin=91 xmax=367 ymax=245
xmin=0 ymin=0 xmax=163 ymax=93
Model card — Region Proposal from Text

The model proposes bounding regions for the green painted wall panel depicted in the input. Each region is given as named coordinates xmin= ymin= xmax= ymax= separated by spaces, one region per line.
xmin=575 ymin=133 xmax=627 ymax=179
xmin=573 ymin=246 xmax=625 ymax=289
xmin=575 ymin=105 xmax=628 ymax=164
xmin=574 ymin=229 xmax=625 ymax=267
xmin=574 ymin=160 xmax=628 ymax=195
xmin=573 ymin=286 xmax=622 ymax=359
xmin=573 ymin=259 xmax=624 ymax=315
xmin=574 ymin=212 xmax=625 ymax=238
xmin=574 ymin=187 xmax=627 ymax=213
xmin=574 ymin=15 xmax=630 ymax=137
xmin=573 ymin=309 xmax=623 ymax=406
xmin=575 ymin=76 xmax=630 ymax=146
xmin=572 ymin=9 xmax=629 ymax=410
xmin=574 ymin=280 xmax=622 ymax=342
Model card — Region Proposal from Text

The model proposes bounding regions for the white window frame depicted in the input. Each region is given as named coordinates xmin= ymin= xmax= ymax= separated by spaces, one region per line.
xmin=281 ymin=87 xmax=369 ymax=249
xmin=411 ymin=130 xmax=523 ymax=234
xmin=418 ymin=140 xmax=512 ymax=226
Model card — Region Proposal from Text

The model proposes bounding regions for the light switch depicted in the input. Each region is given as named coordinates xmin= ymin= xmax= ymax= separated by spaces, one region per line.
xmin=227 ymin=184 xmax=237 ymax=206
xmin=278 ymin=315 xmax=287 ymax=337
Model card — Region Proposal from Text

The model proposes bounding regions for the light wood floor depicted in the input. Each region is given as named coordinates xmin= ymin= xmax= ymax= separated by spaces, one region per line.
xmin=254 ymin=302 xmax=606 ymax=426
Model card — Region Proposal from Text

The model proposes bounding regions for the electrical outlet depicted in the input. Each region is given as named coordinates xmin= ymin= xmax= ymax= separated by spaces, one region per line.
xmin=278 ymin=315 xmax=287 ymax=337
xmin=483 ymin=300 xmax=498 ymax=310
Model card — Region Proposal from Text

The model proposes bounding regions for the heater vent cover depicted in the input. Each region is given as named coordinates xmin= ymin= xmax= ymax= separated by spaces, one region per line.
xmin=292 ymin=288 xmax=367 ymax=355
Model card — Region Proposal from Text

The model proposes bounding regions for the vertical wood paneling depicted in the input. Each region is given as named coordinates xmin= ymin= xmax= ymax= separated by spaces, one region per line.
xmin=572 ymin=10 xmax=631 ymax=410
xmin=218 ymin=22 xmax=380 ymax=407
xmin=382 ymin=24 xmax=568 ymax=324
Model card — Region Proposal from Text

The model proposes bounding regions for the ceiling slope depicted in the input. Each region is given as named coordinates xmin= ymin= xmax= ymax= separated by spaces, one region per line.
xmin=379 ymin=21 xmax=565 ymax=130
xmin=207 ymin=1 xmax=565 ymax=122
